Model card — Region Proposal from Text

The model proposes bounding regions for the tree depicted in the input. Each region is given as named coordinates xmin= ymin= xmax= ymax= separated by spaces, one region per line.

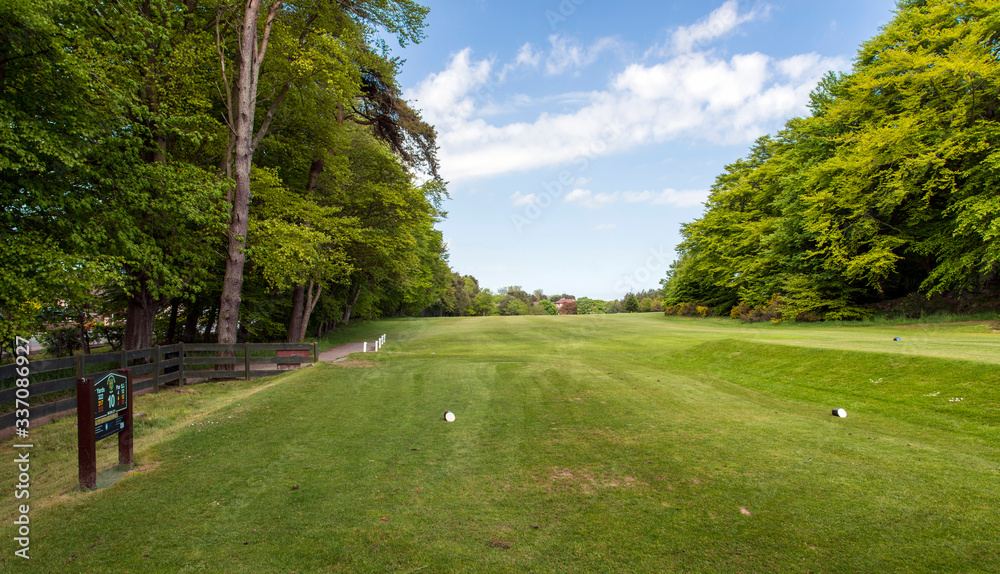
xmin=246 ymin=168 xmax=352 ymax=342
xmin=577 ymin=297 xmax=605 ymax=315
xmin=663 ymin=0 xmax=1000 ymax=320
xmin=558 ymin=300 xmax=577 ymax=315
xmin=1 ymin=0 xmax=231 ymax=350
xmin=623 ymin=293 xmax=639 ymax=313
xmin=538 ymin=299 xmax=558 ymax=315
xmin=214 ymin=0 xmax=432 ymax=344
xmin=497 ymin=296 xmax=529 ymax=316
xmin=471 ymin=289 xmax=497 ymax=316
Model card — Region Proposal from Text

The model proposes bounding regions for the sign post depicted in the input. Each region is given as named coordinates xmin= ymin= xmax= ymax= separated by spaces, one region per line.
xmin=77 ymin=369 xmax=133 ymax=490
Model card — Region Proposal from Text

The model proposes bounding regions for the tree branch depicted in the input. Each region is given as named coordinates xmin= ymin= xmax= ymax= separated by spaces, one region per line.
xmin=252 ymin=80 xmax=291 ymax=149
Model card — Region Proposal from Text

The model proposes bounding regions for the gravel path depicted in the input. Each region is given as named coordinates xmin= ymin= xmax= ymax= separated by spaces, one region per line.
xmin=318 ymin=341 xmax=368 ymax=362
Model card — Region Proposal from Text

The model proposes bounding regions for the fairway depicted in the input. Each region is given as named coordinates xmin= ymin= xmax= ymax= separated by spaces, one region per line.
xmin=4 ymin=315 xmax=1000 ymax=573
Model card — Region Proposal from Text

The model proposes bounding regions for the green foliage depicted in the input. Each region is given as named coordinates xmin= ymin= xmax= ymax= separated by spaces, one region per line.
xmin=538 ymin=299 xmax=558 ymax=315
xmin=497 ymin=296 xmax=530 ymax=316
xmin=663 ymin=0 xmax=1000 ymax=319
xmin=577 ymin=297 xmax=606 ymax=315
xmin=623 ymin=293 xmax=639 ymax=313
xmin=468 ymin=289 xmax=496 ymax=316
xmin=38 ymin=326 xmax=81 ymax=357
xmin=93 ymin=323 xmax=125 ymax=351
xmin=1 ymin=0 xmax=454 ymax=346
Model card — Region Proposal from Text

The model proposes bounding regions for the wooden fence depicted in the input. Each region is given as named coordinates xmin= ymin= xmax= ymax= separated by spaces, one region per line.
xmin=0 ymin=342 xmax=317 ymax=432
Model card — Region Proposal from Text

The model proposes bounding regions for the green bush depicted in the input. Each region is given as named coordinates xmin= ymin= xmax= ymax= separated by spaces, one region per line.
xmin=677 ymin=302 xmax=699 ymax=316
xmin=93 ymin=323 xmax=125 ymax=350
xmin=39 ymin=326 xmax=81 ymax=357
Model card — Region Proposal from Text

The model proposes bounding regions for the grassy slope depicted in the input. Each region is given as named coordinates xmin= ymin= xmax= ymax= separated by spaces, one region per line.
xmin=2 ymin=315 xmax=998 ymax=573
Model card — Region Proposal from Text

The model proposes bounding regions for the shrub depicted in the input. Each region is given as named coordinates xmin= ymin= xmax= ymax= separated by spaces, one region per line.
xmin=39 ymin=326 xmax=81 ymax=357
xmin=730 ymin=302 xmax=751 ymax=319
xmin=696 ymin=306 xmax=710 ymax=317
xmin=93 ymin=323 xmax=125 ymax=350
xmin=732 ymin=295 xmax=785 ymax=323
xmin=760 ymin=294 xmax=785 ymax=323
xmin=558 ymin=300 xmax=578 ymax=315
xmin=677 ymin=302 xmax=695 ymax=316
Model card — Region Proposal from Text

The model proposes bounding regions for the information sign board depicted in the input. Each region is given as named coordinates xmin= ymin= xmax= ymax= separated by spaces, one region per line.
xmin=94 ymin=372 xmax=128 ymax=440
xmin=95 ymin=415 xmax=127 ymax=440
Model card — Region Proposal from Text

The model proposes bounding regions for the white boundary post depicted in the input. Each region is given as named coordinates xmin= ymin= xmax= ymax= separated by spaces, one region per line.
xmin=363 ymin=342 xmax=367 ymax=353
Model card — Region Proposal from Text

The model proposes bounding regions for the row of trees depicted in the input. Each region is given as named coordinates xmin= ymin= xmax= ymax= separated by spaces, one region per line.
xmin=462 ymin=287 xmax=666 ymax=316
xmin=662 ymin=0 xmax=1000 ymax=321
xmin=2 ymin=0 xmax=465 ymax=350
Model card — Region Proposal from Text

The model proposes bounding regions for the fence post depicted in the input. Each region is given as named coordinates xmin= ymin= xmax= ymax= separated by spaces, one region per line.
xmin=118 ymin=369 xmax=134 ymax=469
xmin=75 ymin=354 xmax=84 ymax=380
xmin=313 ymin=342 xmax=318 ymax=364
xmin=152 ymin=346 xmax=160 ymax=393
xmin=121 ymin=348 xmax=127 ymax=370
xmin=77 ymin=377 xmax=96 ymax=490
xmin=179 ymin=342 xmax=185 ymax=387
xmin=244 ymin=342 xmax=250 ymax=380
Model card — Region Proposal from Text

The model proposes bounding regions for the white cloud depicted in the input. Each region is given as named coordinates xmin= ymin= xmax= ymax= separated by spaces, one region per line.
xmin=621 ymin=189 xmax=709 ymax=208
xmin=545 ymin=34 xmax=620 ymax=75
xmin=592 ymin=223 xmax=617 ymax=231
xmin=406 ymin=48 xmax=492 ymax=130
xmin=516 ymin=42 xmax=542 ymax=67
xmin=404 ymin=4 xmax=846 ymax=182
xmin=510 ymin=191 xmax=541 ymax=206
xmin=671 ymin=1 xmax=771 ymax=54
xmin=565 ymin=189 xmax=617 ymax=209
xmin=499 ymin=42 xmax=542 ymax=81
xmin=566 ymin=188 xmax=709 ymax=209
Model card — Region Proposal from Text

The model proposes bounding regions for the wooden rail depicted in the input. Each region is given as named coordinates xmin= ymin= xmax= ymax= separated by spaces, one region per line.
xmin=0 ymin=342 xmax=318 ymax=432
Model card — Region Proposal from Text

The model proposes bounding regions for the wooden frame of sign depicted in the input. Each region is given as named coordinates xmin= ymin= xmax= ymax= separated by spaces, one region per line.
xmin=77 ymin=368 xmax=134 ymax=490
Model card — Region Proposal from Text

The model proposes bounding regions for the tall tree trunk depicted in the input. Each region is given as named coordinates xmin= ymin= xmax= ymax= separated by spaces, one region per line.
xmin=341 ymin=284 xmax=362 ymax=326
xmin=123 ymin=282 xmax=160 ymax=351
xmin=166 ymin=298 xmax=180 ymax=343
xmin=182 ymin=299 xmax=203 ymax=342
xmin=287 ymin=284 xmax=305 ymax=343
xmin=297 ymin=280 xmax=322 ymax=342
xmin=203 ymin=304 xmax=218 ymax=340
xmin=287 ymin=281 xmax=323 ymax=342
xmin=217 ymin=0 xmax=282 ymax=345
xmin=283 ymin=157 xmax=327 ymax=343
xmin=77 ymin=311 xmax=91 ymax=354
xmin=306 ymin=158 xmax=323 ymax=192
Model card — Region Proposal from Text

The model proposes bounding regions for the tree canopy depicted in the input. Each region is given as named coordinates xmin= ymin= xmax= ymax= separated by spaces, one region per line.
xmin=663 ymin=0 xmax=1000 ymax=321
xmin=1 ymin=0 xmax=466 ymax=351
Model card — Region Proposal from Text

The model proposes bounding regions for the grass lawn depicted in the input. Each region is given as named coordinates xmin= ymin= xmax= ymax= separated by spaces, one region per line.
xmin=3 ymin=314 xmax=999 ymax=572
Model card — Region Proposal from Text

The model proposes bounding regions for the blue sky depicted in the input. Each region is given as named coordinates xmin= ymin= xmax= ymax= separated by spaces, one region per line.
xmin=394 ymin=0 xmax=899 ymax=300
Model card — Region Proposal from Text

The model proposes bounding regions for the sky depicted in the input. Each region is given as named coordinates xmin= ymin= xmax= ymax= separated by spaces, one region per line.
xmin=393 ymin=0 xmax=900 ymax=300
